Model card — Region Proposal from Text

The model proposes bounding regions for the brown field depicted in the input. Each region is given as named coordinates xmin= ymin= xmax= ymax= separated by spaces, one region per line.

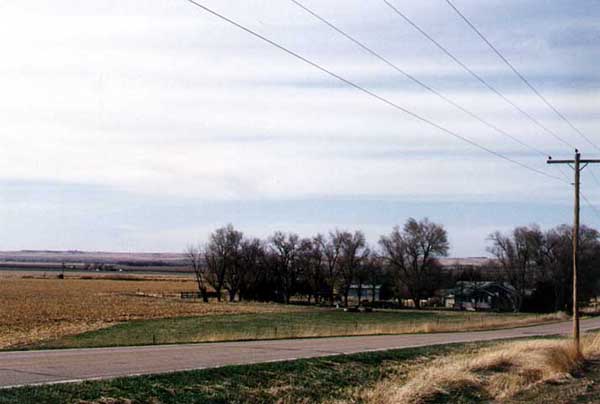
xmin=0 ymin=272 xmax=308 ymax=349
xmin=0 ymin=270 xmax=566 ymax=352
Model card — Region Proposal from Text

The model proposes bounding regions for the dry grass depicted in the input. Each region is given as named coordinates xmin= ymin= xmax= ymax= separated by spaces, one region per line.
xmin=199 ymin=312 xmax=566 ymax=343
xmin=365 ymin=334 xmax=600 ymax=403
xmin=0 ymin=275 xmax=307 ymax=349
xmin=343 ymin=311 xmax=567 ymax=336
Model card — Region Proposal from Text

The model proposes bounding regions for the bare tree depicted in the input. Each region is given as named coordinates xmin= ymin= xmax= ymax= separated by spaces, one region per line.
xmin=184 ymin=245 xmax=209 ymax=302
xmin=338 ymin=231 xmax=368 ymax=307
xmin=363 ymin=253 xmax=383 ymax=303
xmin=487 ymin=225 xmax=543 ymax=311
xmin=268 ymin=232 xmax=301 ymax=304
xmin=222 ymin=239 xmax=245 ymax=302
xmin=238 ymin=237 xmax=264 ymax=301
xmin=379 ymin=218 xmax=449 ymax=309
xmin=297 ymin=236 xmax=325 ymax=304
xmin=539 ymin=225 xmax=600 ymax=312
xmin=318 ymin=231 xmax=344 ymax=305
xmin=205 ymin=224 xmax=243 ymax=302
xmin=540 ymin=226 xmax=570 ymax=311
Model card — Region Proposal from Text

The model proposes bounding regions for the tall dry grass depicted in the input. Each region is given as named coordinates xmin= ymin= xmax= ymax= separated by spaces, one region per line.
xmin=180 ymin=312 xmax=567 ymax=344
xmin=366 ymin=333 xmax=600 ymax=403
xmin=349 ymin=311 xmax=567 ymax=336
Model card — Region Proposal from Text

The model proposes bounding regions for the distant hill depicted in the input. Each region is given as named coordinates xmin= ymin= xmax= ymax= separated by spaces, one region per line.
xmin=0 ymin=250 xmax=186 ymax=266
xmin=0 ymin=250 xmax=491 ymax=268
xmin=437 ymin=257 xmax=492 ymax=267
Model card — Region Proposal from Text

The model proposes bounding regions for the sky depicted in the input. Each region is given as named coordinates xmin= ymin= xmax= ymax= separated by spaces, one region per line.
xmin=1 ymin=0 xmax=599 ymax=256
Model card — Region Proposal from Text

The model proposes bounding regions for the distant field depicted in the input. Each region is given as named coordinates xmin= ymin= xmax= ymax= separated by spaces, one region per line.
xmin=0 ymin=263 xmax=191 ymax=275
xmin=0 ymin=274 xmax=310 ymax=349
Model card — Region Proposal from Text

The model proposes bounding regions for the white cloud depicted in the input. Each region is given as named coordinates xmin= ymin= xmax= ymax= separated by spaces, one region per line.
xmin=1 ymin=0 xmax=598 ymax=252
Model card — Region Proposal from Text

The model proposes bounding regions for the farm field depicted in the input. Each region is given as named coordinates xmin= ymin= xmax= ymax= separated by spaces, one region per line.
xmin=0 ymin=272 xmax=309 ymax=349
xmin=4 ymin=334 xmax=600 ymax=404
xmin=1 ymin=272 xmax=563 ymax=350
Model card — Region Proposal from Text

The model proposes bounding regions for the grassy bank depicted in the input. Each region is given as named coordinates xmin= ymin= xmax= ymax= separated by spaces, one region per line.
xmin=0 ymin=342 xmax=489 ymax=404
xmin=5 ymin=335 xmax=600 ymax=404
xmin=24 ymin=310 xmax=564 ymax=350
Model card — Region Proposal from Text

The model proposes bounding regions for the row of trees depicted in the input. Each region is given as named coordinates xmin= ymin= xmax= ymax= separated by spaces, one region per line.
xmin=487 ymin=224 xmax=600 ymax=312
xmin=185 ymin=218 xmax=449 ymax=308
xmin=186 ymin=221 xmax=600 ymax=312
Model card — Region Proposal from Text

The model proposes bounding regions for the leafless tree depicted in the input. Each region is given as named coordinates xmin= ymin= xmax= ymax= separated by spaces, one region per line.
xmin=204 ymin=224 xmax=243 ymax=302
xmin=268 ymin=232 xmax=301 ymax=304
xmin=487 ymin=225 xmax=544 ymax=311
xmin=318 ymin=231 xmax=344 ymax=304
xmin=237 ymin=237 xmax=264 ymax=301
xmin=379 ymin=218 xmax=449 ymax=309
xmin=222 ymin=240 xmax=246 ymax=302
xmin=539 ymin=226 xmax=570 ymax=311
xmin=338 ymin=231 xmax=368 ymax=307
xmin=538 ymin=225 xmax=600 ymax=312
xmin=184 ymin=245 xmax=209 ymax=302
xmin=297 ymin=236 xmax=325 ymax=303
xmin=362 ymin=253 xmax=383 ymax=303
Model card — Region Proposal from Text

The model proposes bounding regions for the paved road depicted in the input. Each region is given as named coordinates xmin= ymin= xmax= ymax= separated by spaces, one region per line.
xmin=2 ymin=317 xmax=600 ymax=389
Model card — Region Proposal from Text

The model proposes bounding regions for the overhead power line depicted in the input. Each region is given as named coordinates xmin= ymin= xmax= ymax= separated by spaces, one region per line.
xmin=182 ymin=0 xmax=566 ymax=183
xmin=444 ymin=0 xmax=600 ymax=153
xmin=290 ymin=0 xmax=547 ymax=158
xmin=588 ymin=168 xmax=600 ymax=188
xmin=382 ymin=0 xmax=576 ymax=151
xmin=581 ymin=193 xmax=600 ymax=222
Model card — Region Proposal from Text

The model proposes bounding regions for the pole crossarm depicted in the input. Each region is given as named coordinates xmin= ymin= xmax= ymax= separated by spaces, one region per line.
xmin=548 ymin=159 xmax=600 ymax=164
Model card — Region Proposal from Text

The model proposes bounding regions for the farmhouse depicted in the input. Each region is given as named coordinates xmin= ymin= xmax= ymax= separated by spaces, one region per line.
xmin=347 ymin=284 xmax=381 ymax=301
xmin=444 ymin=281 xmax=518 ymax=312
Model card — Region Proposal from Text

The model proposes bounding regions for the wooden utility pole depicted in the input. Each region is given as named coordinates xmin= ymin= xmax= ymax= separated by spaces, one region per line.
xmin=548 ymin=150 xmax=600 ymax=356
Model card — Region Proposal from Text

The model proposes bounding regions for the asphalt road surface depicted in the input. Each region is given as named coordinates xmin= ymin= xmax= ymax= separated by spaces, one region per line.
xmin=2 ymin=317 xmax=600 ymax=389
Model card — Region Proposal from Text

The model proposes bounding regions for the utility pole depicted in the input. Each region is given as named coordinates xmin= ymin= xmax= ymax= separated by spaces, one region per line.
xmin=547 ymin=150 xmax=600 ymax=356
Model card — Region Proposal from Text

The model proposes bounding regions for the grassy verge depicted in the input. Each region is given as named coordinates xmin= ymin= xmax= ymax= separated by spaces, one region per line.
xmin=22 ymin=310 xmax=563 ymax=350
xmin=367 ymin=332 xmax=600 ymax=403
xmin=6 ymin=335 xmax=596 ymax=404
xmin=0 ymin=341 xmax=494 ymax=404
xmin=508 ymin=357 xmax=600 ymax=403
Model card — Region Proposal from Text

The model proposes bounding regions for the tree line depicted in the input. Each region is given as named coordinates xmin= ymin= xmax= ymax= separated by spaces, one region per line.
xmin=185 ymin=218 xmax=449 ymax=308
xmin=186 ymin=220 xmax=600 ymax=312
xmin=487 ymin=224 xmax=600 ymax=312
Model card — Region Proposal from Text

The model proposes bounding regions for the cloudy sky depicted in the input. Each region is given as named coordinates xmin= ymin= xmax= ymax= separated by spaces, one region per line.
xmin=1 ymin=0 xmax=599 ymax=256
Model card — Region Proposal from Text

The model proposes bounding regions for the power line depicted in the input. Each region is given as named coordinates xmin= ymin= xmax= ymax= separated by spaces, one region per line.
xmin=581 ymin=193 xmax=600 ymax=221
xmin=444 ymin=0 xmax=600 ymax=153
xmin=382 ymin=0 xmax=576 ymax=150
xmin=588 ymin=168 xmax=600 ymax=188
xmin=290 ymin=0 xmax=547 ymax=158
xmin=182 ymin=0 xmax=566 ymax=183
